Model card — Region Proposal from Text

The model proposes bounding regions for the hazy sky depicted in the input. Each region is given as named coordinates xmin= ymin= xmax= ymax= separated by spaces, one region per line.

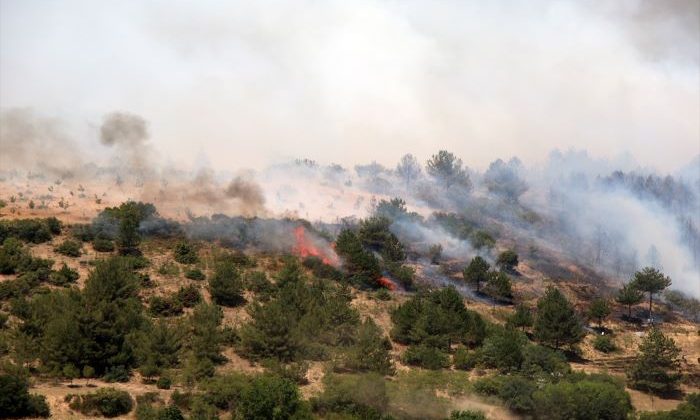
xmin=1 ymin=0 xmax=698 ymax=172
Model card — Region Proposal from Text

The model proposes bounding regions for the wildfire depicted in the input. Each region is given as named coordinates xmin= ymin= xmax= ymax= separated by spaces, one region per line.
xmin=293 ymin=226 xmax=340 ymax=267
xmin=378 ymin=276 xmax=398 ymax=290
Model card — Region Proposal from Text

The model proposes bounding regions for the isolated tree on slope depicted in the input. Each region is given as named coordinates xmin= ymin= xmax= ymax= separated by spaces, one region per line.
xmin=396 ymin=154 xmax=422 ymax=189
xmin=534 ymin=287 xmax=584 ymax=349
xmin=426 ymin=150 xmax=471 ymax=191
xmin=588 ymin=298 xmax=611 ymax=328
xmin=628 ymin=328 xmax=682 ymax=395
xmin=616 ymin=282 xmax=643 ymax=319
xmin=463 ymin=256 xmax=490 ymax=293
xmin=632 ymin=267 xmax=671 ymax=322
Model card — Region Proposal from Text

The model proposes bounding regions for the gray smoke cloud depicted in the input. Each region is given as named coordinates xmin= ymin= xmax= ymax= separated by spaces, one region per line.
xmin=99 ymin=111 xmax=152 ymax=174
xmin=1 ymin=0 xmax=697 ymax=172
xmin=0 ymin=108 xmax=82 ymax=177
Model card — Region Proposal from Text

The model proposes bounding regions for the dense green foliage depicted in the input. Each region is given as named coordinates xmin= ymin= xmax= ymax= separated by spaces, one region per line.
xmin=239 ymin=261 xmax=363 ymax=364
xmin=335 ymin=228 xmax=381 ymax=288
xmin=616 ymin=281 xmax=644 ymax=318
xmin=54 ymin=239 xmax=82 ymax=257
xmin=0 ymin=217 xmax=60 ymax=244
xmin=0 ymin=371 xmax=50 ymax=418
xmin=209 ymin=257 xmax=244 ymax=306
xmin=173 ymin=241 xmax=198 ymax=264
xmin=628 ymin=328 xmax=682 ymax=395
xmin=638 ymin=393 xmax=700 ymax=420
xmin=463 ymin=256 xmax=489 ymax=292
xmin=66 ymin=387 xmax=133 ymax=417
xmin=496 ymin=250 xmax=519 ymax=272
xmin=391 ymin=287 xmax=486 ymax=350
xmin=587 ymin=298 xmax=611 ymax=328
xmin=18 ymin=257 xmax=145 ymax=377
xmin=533 ymin=287 xmax=584 ymax=349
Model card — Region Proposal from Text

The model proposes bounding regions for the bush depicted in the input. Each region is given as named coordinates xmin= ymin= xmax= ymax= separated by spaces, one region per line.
xmin=149 ymin=296 xmax=184 ymax=317
xmin=402 ymin=345 xmax=449 ymax=370
xmin=453 ymin=347 xmax=478 ymax=371
xmin=480 ymin=326 xmax=526 ymax=373
xmin=638 ymin=393 xmax=700 ymax=420
xmin=209 ymin=259 xmax=244 ymax=306
xmin=156 ymin=376 xmax=172 ymax=390
xmin=311 ymin=373 xmax=387 ymax=419
xmin=173 ymin=241 xmax=198 ymax=264
xmin=496 ymin=250 xmax=519 ymax=272
xmin=93 ymin=237 xmax=115 ymax=252
xmin=533 ymin=376 xmax=632 ymax=420
xmin=474 ymin=375 xmax=536 ymax=413
xmin=54 ymin=239 xmax=82 ymax=257
xmin=48 ymin=263 xmax=80 ymax=286
xmin=236 ymin=374 xmax=309 ymax=420
xmin=593 ymin=335 xmax=617 ymax=353
xmin=71 ymin=224 xmax=95 ymax=242
xmin=0 ymin=372 xmax=51 ymax=418
xmin=450 ymin=410 xmax=486 ymax=420
xmin=184 ymin=267 xmax=205 ymax=281
xmin=375 ymin=288 xmax=391 ymax=301
xmin=175 ymin=284 xmax=201 ymax=308
xmin=0 ymin=219 xmax=55 ymax=243
xmin=67 ymin=387 xmax=134 ymax=417
xmin=103 ymin=366 xmax=131 ymax=383
xmin=246 ymin=270 xmax=274 ymax=295
xmin=157 ymin=261 xmax=180 ymax=277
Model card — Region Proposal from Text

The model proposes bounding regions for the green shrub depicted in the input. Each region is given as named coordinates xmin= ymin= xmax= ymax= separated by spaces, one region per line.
xmin=498 ymin=376 xmax=536 ymax=413
xmin=236 ymin=374 xmax=309 ymax=419
xmin=48 ymin=263 xmax=80 ymax=286
xmin=209 ymin=259 xmax=244 ymax=306
xmin=54 ymin=239 xmax=82 ymax=257
xmin=157 ymin=261 xmax=180 ymax=277
xmin=593 ymin=335 xmax=617 ymax=353
xmin=638 ymin=393 xmax=700 ymax=420
xmin=533 ymin=376 xmax=632 ymax=420
xmin=0 ymin=372 xmax=51 ymax=418
xmin=375 ymin=288 xmax=391 ymax=301
xmin=450 ymin=410 xmax=486 ymax=420
xmin=453 ymin=347 xmax=478 ymax=370
xmin=156 ymin=376 xmax=171 ymax=390
xmin=402 ymin=345 xmax=449 ymax=370
xmin=149 ymin=296 xmax=183 ymax=317
xmin=175 ymin=284 xmax=201 ymax=308
xmin=93 ymin=237 xmax=115 ymax=252
xmin=184 ymin=268 xmax=205 ymax=281
xmin=473 ymin=376 xmax=504 ymax=396
xmin=311 ymin=373 xmax=387 ymax=420
xmin=71 ymin=224 xmax=94 ymax=242
xmin=173 ymin=241 xmax=198 ymax=264
xmin=246 ymin=270 xmax=274 ymax=295
xmin=67 ymin=387 xmax=133 ymax=417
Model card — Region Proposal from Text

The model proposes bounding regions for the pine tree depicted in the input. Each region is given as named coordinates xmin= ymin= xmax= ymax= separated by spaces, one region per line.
xmin=534 ymin=287 xmax=584 ymax=349
xmin=484 ymin=270 xmax=513 ymax=300
xmin=344 ymin=318 xmax=394 ymax=375
xmin=616 ymin=282 xmax=644 ymax=319
xmin=507 ymin=304 xmax=533 ymax=331
xmin=208 ymin=259 xmax=244 ymax=307
xmin=588 ymin=298 xmax=611 ymax=328
xmin=463 ymin=256 xmax=490 ymax=293
xmin=628 ymin=328 xmax=682 ymax=395
xmin=631 ymin=267 xmax=671 ymax=322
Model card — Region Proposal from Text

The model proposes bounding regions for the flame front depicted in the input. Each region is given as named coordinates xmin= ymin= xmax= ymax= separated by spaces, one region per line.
xmin=293 ymin=226 xmax=340 ymax=267
xmin=378 ymin=276 xmax=397 ymax=290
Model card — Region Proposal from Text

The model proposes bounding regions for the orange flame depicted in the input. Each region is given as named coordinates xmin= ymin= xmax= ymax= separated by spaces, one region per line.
xmin=378 ymin=276 xmax=397 ymax=290
xmin=293 ymin=226 xmax=340 ymax=267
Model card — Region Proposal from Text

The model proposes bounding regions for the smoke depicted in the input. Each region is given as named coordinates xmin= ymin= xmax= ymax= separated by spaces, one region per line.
xmin=588 ymin=0 xmax=700 ymax=64
xmin=0 ymin=108 xmax=83 ymax=177
xmin=1 ymin=1 xmax=697 ymax=171
xmin=224 ymin=176 xmax=266 ymax=216
xmin=99 ymin=111 xmax=153 ymax=174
